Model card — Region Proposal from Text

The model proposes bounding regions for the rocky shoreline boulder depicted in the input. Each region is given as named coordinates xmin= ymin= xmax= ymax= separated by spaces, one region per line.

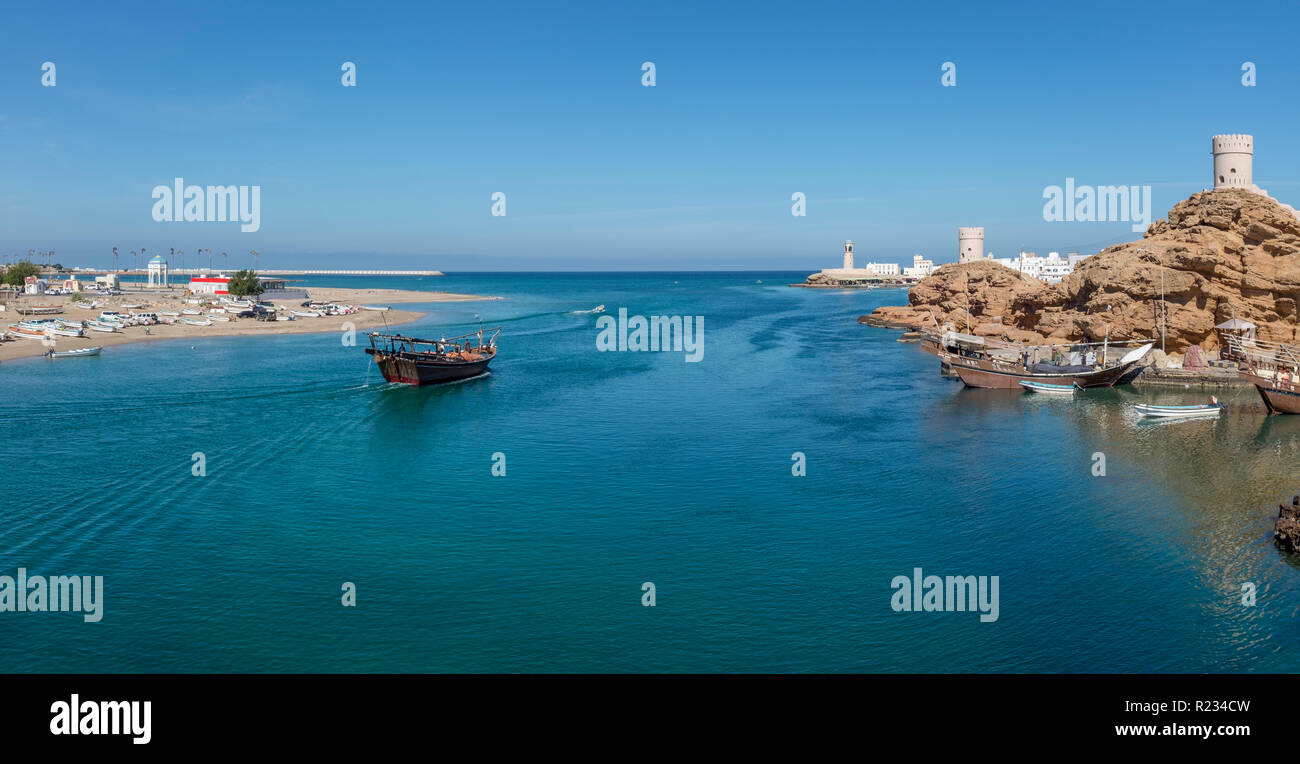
xmin=862 ymin=189 xmax=1300 ymax=352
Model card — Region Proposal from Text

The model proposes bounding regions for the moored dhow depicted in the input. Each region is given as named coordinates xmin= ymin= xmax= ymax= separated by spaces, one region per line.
xmin=1228 ymin=335 xmax=1300 ymax=414
xmin=365 ymin=328 xmax=500 ymax=386
xmin=937 ymin=331 xmax=1153 ymax=389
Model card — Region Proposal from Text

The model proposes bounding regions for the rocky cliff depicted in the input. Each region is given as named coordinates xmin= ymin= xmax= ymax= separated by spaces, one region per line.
xmin=864 ymin=189 xmax=1300 ymax=352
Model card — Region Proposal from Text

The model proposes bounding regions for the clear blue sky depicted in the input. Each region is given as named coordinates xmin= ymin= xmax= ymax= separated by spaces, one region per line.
xmin=3 ymin=0 xmax=1298 ymax=271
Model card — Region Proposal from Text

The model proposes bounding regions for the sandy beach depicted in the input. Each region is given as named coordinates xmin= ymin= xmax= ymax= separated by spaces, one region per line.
xmin=0 ymin=287 xmax=498 ymax=362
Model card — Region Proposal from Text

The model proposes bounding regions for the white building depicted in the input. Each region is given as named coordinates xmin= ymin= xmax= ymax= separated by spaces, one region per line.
xmin=189 ymin=276 xmax=230 ymax=295
xmin=903 ymin=254 xmax=935 ymax=279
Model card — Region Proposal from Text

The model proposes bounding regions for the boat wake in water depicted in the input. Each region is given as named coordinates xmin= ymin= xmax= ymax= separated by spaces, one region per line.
xmin=568 ymin=304 xmax=606 ymax=315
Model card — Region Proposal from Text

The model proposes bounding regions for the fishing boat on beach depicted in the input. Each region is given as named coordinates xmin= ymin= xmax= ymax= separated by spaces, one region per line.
xmin=7 ymin=324 xmax=49 ymax=339
xmin=16 ymin=305 xmax=63 ymax=316
xmin=365 ymin=327 xmax=500 ymax=386
xmin=292 ymin=310 xmax=321 ymax=318
xmin=1133 ymin=398 xmax=1223 ymax=418
xmin=86 ymin=321 xmax=119 ymax=333
xmin=181 ymin=308 xmax=203 ymax=316
xmin=182 ymin=317 xmax=213 ymax=326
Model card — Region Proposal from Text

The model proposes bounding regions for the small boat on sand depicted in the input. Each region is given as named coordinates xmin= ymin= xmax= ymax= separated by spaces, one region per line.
xmin=86 ymin=321 xmax=119 ymax=333
xmin=1134 ymin=397 xmax=1224 ymax=418
xmin=361 ymin=305 xmax=390 ymax=311
xmin=292 ymin=310 xmax=321 ymax=318
xmin=181 ymin=308 xmax=203 ymax=316
xmin=7 ymin=324 xmax=48 ymax=339
xmin=1019 ymin=380 xmax=1078 ymax=394
xmin=182 ymin=318 xmax=213 ymax=327
xmin=207 ymin=314 xmax=231 ymax=322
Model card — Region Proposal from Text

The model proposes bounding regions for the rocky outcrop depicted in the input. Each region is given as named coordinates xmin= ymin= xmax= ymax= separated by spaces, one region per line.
xmin=1276 ymin=496 xmax=1300 ymax=555
xmin=863 ymin=189 xmax=1300 ymax=351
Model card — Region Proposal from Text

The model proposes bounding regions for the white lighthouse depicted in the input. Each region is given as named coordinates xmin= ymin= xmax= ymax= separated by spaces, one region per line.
xmin=958 ymin=227 xmax=984 ymax=263
xmin=1212 ymin=134 xmax=1253 ymax=190
xmin=843 ymin=241 xmax=854 ymax=270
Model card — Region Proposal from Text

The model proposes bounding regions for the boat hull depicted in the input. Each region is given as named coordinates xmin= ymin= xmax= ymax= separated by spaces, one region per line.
xmin=365 ymin=349 xmax=493 ymax=386
xmin=1240 ymin=371 xmax=1300 ymax=414
xmin=945 ymin=352 xmax=1138 ymax=389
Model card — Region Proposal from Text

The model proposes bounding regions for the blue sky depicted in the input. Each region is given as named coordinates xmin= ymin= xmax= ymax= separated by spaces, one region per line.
xmin=2 ymin=0 xmax=1299 ymax=271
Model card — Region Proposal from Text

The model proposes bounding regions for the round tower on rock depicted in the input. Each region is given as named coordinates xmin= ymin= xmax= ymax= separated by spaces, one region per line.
xmin=1212 ymin=134 xmax=1253 ymax=190
xmin=843 ymin=240 xmax=854 ymax=270
xmin=958 ymin=227 xmax=984 ymax=263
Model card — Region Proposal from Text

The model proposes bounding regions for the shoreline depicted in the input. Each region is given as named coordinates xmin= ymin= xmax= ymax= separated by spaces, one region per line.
xmin=0 ymin=287 xmax=498 ymax=363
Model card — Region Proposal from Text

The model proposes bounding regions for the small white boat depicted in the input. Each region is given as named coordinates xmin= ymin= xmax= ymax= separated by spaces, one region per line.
xmin=86 ymin=321 xmax=119 ymax=333
xmin=159 ymin=310 xmax=181 ymax=317
xmin=223 ymin=299 xmax=252 ymax=309
xmin=181 ymin=308 xmax=203 ymax=316
xmin=292 ymin=310 xmax=320 ymax=318
xmin=1134 ymin=397 xmax=1224 ymax=418
xmin=48 ymin=326 xmax=85 ymax=338
xmin=1019 ymin=380 xmax=1079 ymax=394
xmin=47 ymin=346 xmax=102 ymax=358
xmin=7 ymin=325 xmax=48 ymax=339
xmin=121 ymin=304 xmax=144 ymax=309
xmin=361 ymin=305 xmax=390 ymax=311
xmin=209 ymin=307 xmax=227 ymax=314
xmin=207 ymin=314 xmax=231 ymax=322
xmin=182 ymin=318 xmax=213 ymax=327
xmin=276 ymin=315 xmax=292 ymax=321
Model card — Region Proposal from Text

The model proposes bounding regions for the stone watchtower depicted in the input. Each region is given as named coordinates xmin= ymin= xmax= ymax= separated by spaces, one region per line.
xmin=843 ymin=240 xmax=854 ymax=270
xmin=958 ymin=227 xmax=984 ymax=263
xmin=1212 ymin=134 xmax=1253 ymax=189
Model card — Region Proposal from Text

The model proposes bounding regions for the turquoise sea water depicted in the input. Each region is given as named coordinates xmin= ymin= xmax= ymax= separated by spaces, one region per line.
xmin=2 ymin=272 xmax=1298 ymax=672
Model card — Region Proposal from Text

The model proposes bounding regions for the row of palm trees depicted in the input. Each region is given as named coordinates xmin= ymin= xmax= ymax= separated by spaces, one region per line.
xmin=108 ymin=247 xmax=262 ymax=272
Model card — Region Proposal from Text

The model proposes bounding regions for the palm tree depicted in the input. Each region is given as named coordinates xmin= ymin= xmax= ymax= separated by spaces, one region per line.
xmin=250 ymin=249 xmax=259 ymax=271
xmin=222 ymin=251 xmax=228 ymax=272
xmin=112 ymin=247 xmax=118 ymax=270
xmin=130 ymin=250 xmax=137 ymax=271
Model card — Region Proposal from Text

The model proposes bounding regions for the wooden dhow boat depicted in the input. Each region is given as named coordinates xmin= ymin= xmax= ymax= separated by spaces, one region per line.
xmin=938 ymin=332 xmax=1153 ymax=389
xmin=365 ymin=328 xmax=500 ymax=386
xmin=1227 ymin=335 xmax=1300 ymax=414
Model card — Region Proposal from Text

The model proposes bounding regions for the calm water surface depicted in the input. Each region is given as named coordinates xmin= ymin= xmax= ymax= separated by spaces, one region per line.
xmin=2 ymin=272 xmax=1297 ymax=672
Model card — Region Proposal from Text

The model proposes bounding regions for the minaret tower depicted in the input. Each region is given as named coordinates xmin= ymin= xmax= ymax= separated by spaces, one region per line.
xmin=843 ymin=240 xmax=854 ymax=270
xmin=958 ymin=227 xmax=984 ymax=263
xmin=1212 ymin=134 xmax=1253 ymax=189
